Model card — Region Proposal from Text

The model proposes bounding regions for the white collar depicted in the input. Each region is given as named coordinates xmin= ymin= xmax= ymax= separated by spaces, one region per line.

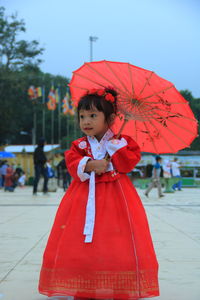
xmin=87 ymin=128 xmax=114 ymax=145
xmin=87 ymin=129 xmax=114 ymax=160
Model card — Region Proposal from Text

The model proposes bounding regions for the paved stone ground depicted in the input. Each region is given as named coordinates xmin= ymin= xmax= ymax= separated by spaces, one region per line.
xmin=0 ymin=186 xmax=199 ymax=300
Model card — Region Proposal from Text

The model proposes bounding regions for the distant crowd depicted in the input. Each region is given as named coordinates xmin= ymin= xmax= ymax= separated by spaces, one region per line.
xmin=0 ymin=153 xmax=71 ymax=194
xmin=0 ymin=160 xmax=26 ymax=192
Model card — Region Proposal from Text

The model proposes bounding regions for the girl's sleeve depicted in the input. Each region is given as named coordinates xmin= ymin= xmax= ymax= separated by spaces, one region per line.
xmin=106 ymin=135 xmax=141 ymax=173
xmin=65 ymin=142 xmax=91 ymax=182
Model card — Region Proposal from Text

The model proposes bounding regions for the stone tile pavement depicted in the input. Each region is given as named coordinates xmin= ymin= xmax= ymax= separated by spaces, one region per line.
xmin=0 ymin=186 xmax=199 ymax=300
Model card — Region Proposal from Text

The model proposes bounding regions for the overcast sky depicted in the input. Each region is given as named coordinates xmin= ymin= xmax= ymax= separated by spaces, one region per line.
xmin=1 ymin=0 xmax=200 ymax=97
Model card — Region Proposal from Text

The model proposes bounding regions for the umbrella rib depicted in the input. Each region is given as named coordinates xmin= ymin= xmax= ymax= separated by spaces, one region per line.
xmin=128 ymin=63 xmax=135 ymax=96
xmin=148 ymin=107 xmax=197 ymax=135
xmin=69 ymin=84 xmax=88 ymax=92
xmin=136 ymin=105 xmax=175 ymax=153
xmin=143 ymin=104 xmax=197 ymax=123
xmin=136 ymin=103 xmax=193 ymax=150
xmin=139 ymin=85 xmax=174 ymax=101
xmin=85 ymin=63 xmax=130 ymax=98
xmin=72 ymin=72 xmax=107 ymax=88
xmin=149 ymin=109 xmax=195 ymax=146
xmin=147 ymin=121 xmax=176 ymax=153
xmin=142 ymin=120 xmax=159 ymax=153
xmin=141 ymin=100 xmax=189 ymax=105
xmin=140 ymin=92 xmax=188 ymax=105
xmin=128 ymin=118 xmax=139 ymax=142
xmin=143 ymin=103 xmax=196 ymax=122
xmin=136 ymin=104 xmax=159 ymax=152
xmin=155 ymin=118 xmax=192 ymax=147
xmin=143 ymin=117 xmax=177 ymax=153
xmin=161 ymin=117 xmax=197 ymax=136
xmin=138 ymin=72 xmax=154 ymax=97
xmin=104 ymin=61 xmax=131 ymax=96
xmin=149 ymin=120 xmax=176 ymax=152
xmin=134 ymin=120 xmax=138 ymax=142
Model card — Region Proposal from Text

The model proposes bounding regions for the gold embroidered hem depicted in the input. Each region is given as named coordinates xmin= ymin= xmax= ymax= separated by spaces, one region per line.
xmin=39 ymin=269 xmax=159 ymax=298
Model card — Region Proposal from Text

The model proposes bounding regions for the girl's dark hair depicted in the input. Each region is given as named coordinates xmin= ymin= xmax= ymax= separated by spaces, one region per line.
xmin=77 ymin=88 xmax=118 ymax=123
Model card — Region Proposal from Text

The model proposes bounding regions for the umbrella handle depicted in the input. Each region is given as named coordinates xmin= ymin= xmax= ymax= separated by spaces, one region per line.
xmin=104 ymin=118 xmax=129 ymax=161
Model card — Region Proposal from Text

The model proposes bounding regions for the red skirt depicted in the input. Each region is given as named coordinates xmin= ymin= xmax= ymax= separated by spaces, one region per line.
xmin=38 ymin=175 xmax=159 ymax=299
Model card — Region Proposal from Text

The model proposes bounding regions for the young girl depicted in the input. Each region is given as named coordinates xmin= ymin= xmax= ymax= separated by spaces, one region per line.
xmin=38 ymin=88 xmax=159 ymax=299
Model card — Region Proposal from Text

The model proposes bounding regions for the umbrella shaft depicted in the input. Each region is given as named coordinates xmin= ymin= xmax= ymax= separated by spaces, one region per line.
xmin=116 ymin=118 xmax=128 ymax=139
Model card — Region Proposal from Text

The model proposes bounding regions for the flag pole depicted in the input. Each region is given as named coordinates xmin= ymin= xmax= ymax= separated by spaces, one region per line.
xmin=42 ymin=85 xmax=46 ymax=138
xmin=32 ymin=103 xmax=37 ymax=145
xmin=51 ymin=109 xmax=54 ymax=146
xmin=58 ymin=85 xmax=61 ymax=145
xmin=50 ymin=82 xmax=55 ymax=150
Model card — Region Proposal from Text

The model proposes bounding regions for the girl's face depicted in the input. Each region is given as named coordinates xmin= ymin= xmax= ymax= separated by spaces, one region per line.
xmin=79 ymin=107 xmax=109 ymax=141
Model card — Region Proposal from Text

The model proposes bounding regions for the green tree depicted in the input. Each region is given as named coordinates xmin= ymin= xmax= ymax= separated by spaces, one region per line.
xmin=0 ymin=67 xmax=73 ymax=145
xmin=0 ymin=7 xmax=79 ymax=148
xmin=0 ymin=6 xmax=44 ymax=70
xmin=180 ymin=90 xmax=200 ymax=150
xmin=0 ymin=6 xmax=45 ymax=144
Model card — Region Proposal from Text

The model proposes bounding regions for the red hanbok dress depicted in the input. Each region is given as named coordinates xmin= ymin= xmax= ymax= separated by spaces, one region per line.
xmin=39 ymin=129 xmax=159 ymax=299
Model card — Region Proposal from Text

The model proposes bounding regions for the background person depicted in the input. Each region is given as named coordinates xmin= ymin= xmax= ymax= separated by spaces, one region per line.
xmin=46 ymin=159 xmax=55 ymax=179
xmin=15 ymin=164 xmax=23 ymax=178
xmin=33 ymin=137 xmax=48 ymax=195
xmin=0 ymin=160 xmax=8 ymax=188
xmin=18 ymin=171 xmax=26 ymax=187
xmin=145 ymin=156 xmax=164 ymax=198
xmin=171 ymin=157 xmax=182 ymax=191
xmin=4 ymin=165 xmax=15 ymax=192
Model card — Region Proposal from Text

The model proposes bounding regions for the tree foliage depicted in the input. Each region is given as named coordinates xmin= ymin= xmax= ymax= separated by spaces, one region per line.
xmin=180 ymin=90 xmax=200 ymax=150
xmin=0 ymin=66 xmax=80 ymax=146
xmin=0 ymin=6 xmax=44 ymax=70
xmin=0 ymin=6 xmax=80 ymax=148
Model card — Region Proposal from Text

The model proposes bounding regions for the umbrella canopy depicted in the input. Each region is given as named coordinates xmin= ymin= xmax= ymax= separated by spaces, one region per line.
xmin=69 ymin=60 xmax=198 ymax=154
xmin=0 ymin=151 xmax=16 ymax=159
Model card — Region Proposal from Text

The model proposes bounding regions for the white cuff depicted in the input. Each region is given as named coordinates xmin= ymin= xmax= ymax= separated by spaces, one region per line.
xmin=106 ymin=137 xmax=127 ymax=157
xmin=77 ymin=156 xmax=91 ymax=182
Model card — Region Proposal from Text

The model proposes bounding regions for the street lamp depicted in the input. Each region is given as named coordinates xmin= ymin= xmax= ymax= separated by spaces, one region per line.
xmin=89 ymin=36 xmax=98 ymax=62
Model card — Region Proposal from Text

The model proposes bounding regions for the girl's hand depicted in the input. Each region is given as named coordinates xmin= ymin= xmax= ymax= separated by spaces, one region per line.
xmin=85 ymin=159 xmax=109 ymax=175
xmin=93 ymin=159 xmax=109 ymax=175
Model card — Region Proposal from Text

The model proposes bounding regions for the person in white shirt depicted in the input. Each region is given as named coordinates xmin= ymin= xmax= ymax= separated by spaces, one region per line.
xmin=163 ymin=159 xmax=171 ymax=178
xmin=171 ymin=158 xmax=182 ymax=191
xmin=18 ymin=172 xmax=26 ymax=187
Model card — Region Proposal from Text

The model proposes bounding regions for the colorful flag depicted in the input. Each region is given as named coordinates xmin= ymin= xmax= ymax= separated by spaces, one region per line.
xmin=68 ymin=98 xmax=75 ymax=116
xmin=28 ymin=86 xmax=37 ymax=99
xmin=62 ymin=92 xmax=76 ymax=115
xmin=28 ymin=86 xmax=43 ymax=99
xmin=36 ymin=87 xmax=42 ymax=97
xmin=47 ymin=86 xmax=56 ymax=110
xmin=62 ymin=92 xmax=70 ymax=114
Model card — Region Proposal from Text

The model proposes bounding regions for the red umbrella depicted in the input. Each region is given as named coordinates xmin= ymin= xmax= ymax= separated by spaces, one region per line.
xmin=69 ymin=60 xmax=198 ymax=153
